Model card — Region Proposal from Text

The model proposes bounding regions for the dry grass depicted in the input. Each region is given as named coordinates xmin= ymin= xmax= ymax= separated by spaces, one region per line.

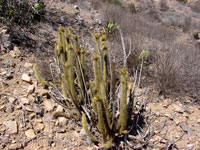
xmin=97 ymin=1 xmax=200 ymax=101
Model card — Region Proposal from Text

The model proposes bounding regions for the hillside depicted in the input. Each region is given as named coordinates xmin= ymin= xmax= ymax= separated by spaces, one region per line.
xmin=0 ymin=0 xmax=200 ymax=149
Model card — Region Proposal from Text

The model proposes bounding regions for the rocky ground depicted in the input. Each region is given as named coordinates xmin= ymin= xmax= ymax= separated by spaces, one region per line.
xmin=0 ymin=0 xmax=200 ymax=150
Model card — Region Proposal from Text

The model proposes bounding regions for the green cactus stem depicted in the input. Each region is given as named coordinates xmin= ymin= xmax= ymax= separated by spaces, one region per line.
xmin=117 ymin=67 xmax=128 ymax=133
xmin=66 ymin=44 xmax=76 ymax=98
xmin=95 ymin=96 xmax=112 ymax=144
xmin=33 ymin=64 xmax=49 ymax=86
xmin=92 ymin=53 xmax=101 ymax=94
xmin=94 ymin=33 xmax=101 ymax=53
xmin=82 ymin=112 xmax=97 ymax=142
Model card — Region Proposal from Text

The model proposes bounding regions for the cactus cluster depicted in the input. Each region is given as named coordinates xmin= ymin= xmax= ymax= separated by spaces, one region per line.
xmin=34 ymin=26 xmax=136 ymax=148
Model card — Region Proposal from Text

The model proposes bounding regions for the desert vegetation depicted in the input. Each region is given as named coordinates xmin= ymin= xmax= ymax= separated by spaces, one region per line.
xmin=1 ymin=0 xmax=200 ymax=149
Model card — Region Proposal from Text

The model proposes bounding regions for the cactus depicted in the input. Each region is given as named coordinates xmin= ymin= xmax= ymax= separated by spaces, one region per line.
xmin=95 ymin=96 xmax=112 ymax=147
xmin=33 ymin=63 xmax=49 ymax=86
xmin=34 ymin=26 xmax=141 ymax=149
xmin=82 ymin=112 xmax=97 ymax=142
xmin=117 ymin=67 xmax=128 ymax=133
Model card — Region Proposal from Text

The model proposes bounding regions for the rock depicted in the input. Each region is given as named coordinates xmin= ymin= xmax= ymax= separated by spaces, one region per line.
xmin=25 ymin=129 xmax=36 ymax=139
xmin=24 ymin=62 xmax=33 ymax=68
xmin=3 ymin=121 xmax=18 ymax=134
xmin=58 ymin=117 xmax=68 ymax=127
xmin=21 ymin=74 xmax=31 ymax=83
xmin=25 ymin=106 xmax=34 ymax=112
xmin=186 ymin=144 xmax=194 ymax=150
xmin=8 ymin=97 xmax=16 ymax=104
xmin=74 ymin=5 xmax=79 ymax=10
xmin=8 ymin=143 xmax=22 ymax=150
xmin=34 ymin=123 xmax=45 ymax=132
xmin=20 ymin=97 xmax=29 ymax=105
xmin=173 ymin=104 xmax=184 ymax=113
xmin=43 ymin=100 xmax=55 ymax=112
xmin=39 ymin=89 xmax=49 ymax=96
xmin=0 ymin=28 xmax=13 ymax=50
xmin=27 ymin=85 xmax=35 ymax=95
xmin=180 ymin=123 xmax=193 ymax=134
xmin=9 ymin=46 xmax=21 ymax=58
xmin=56 ymin=105 xmax=64 ymax=113
xmin=197 ymin=119 xmax=200 ymax=124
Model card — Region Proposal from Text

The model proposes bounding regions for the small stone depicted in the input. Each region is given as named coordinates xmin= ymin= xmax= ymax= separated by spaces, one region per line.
xmin=8 ymin=97 xmax=16 ymax=104
xmin=3 ymin=121 xmax=18 ymax=134
xmin=34 ymin=123 xmax=45 ymax=132
xmin=16 ymin=105 xmax=22 ymax=110
xmin=20 ymin=97 xmax=29 ymax=105
xmin=24 ymin=62 xmax=33 ymax=68
xmin=173 ymin=104 xmax=184 ymax=113
xmin=180 ymin=123 xmax=193 ymax=134
xmin=36 ymin=119 xmax=43 ymax=123
xmin=25 ymin=106 xmax=33 ymax=112
xmin=39 ymin=89 xmax=49 ymax=96
xmin=21 ymin=74 xmax=31 ymax=83
xmin=51 ymin=143 xmax=56 ymax=147
xmin=186 ymin=144 xmax=194 ymax=150
xmin=58 ymin=117 xmax=68 ymax=127
xmin=25 ymin=129 xmax=36 ymax=139
xmin=8 ymin=143 xmax=22 ymax=150
xmin=9 ymin=46 xmax=21 ymax=58
xmin=197 ymin=119 xmax=200 ymax=124
xmin=27 ymin=85 xmax=35 ymax=94
xmin=43 ymin=100 xmax=55 ymax=112
xmin=56 ymin=105 xmax=64 ymax=113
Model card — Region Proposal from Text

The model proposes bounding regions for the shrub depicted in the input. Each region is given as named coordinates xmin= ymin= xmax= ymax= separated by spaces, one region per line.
xmin=160 ymin=0 xmax=169 ymax=11
xmin=0 ymin=0 xmax=45 ymax=27
xmin=190 ymin=1 xmax=200 ymax=13
xmin=34 ymin=27 xmax=151 ymax=149
xmin=129 ymin=3 xmax=136 ymax=13
xmin=182 ymin=16 xmax=191 ymax=32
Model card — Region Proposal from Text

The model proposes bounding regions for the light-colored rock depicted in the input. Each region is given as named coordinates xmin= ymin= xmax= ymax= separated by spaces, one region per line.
xmin=58 ymin=117 xmax=68 ymax=127
xmin=197 ymin=119 xmax=200 ymax=124
xmin=43 ymin=100 xmax=55 ymax=111
xmin=20 ymin=97 xmax=29 ymax=105
xmin=43 ymin=100 xmax=55 ymax=112
xmin=25 ymin=106 xmax=33 ymax=112
xmin=56 ymin=105 xmax=64 ymax=113
xmin=8 ymin=143 xmax=22 ymax=150
xmin=25 ymin=129 xmax=36 ymax=139
xmin=34 ymin=123 xmax=45 ymax=132
xmin=8 ymin=97 xmax=16 ymax=104
xmin=24 ymin=62 xmax=33 ymax=68
xmin=27 ymin=85 xmax=35 ymax=94
xmin=173 ymin=104 xmax=184 ymax=113
xmin=9 ymin=46 xmax=21 ymax=58
xmin=21 ymin=74 xmax=31 ymax=83
xmin=3 ymin=121 xmax=18 ymax=134
xmin=39 ymin=89 xmax=49 ymax=96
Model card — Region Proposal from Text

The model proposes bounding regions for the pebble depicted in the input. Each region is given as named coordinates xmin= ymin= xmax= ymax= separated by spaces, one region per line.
xmin=8 ymin=97 xmax=16 ymax=104
xmin=25 ymin=129 xmax=36 ymax=139
xmin=3 ymin=120 xmax=18 ymax=134
xmin=27 ymin=85 xmax=35 ymax=95
xmin=21 ymin=74 xmax=31 ymax=83
xmin=20 ymin=97 xmax=29 ymax=105
xmin=58 ymin=117 xmax=68 ymax=127
xmin=34 ymin=123 xmax=45 ymax=132
xmin=24 ymin=62 xmax=33 ymax=68
xmin=8 ymin=143 xmax=22 ymax=150
xmin=43 ymin=100 xmax=55 ymax=112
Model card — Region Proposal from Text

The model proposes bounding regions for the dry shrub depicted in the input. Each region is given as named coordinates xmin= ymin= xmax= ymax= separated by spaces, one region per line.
xmin=190 ymin=1 xmax=200 ymax=13
xmin=153 ymin=43 xmax=200 ymax=100
xmin=99 ymin=2 xmax=200 ymax=101
xmin=154 ymin=47 xmax=181 ymax=95
xmin=182 ymin=16 xmax=191 ymax=32
xmin=160 ymin=0 xmax=169 ymax=11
